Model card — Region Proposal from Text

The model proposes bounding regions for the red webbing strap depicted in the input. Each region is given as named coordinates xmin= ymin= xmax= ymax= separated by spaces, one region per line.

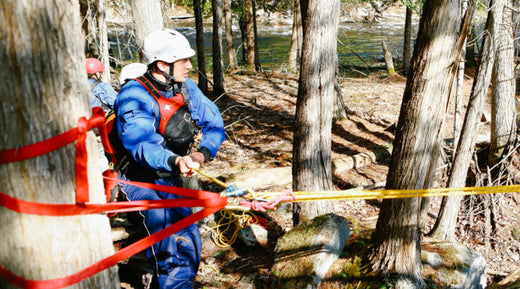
xmin=0 ymin=203 xmax=225 ymax=289
xmin=0 ymin=109 xmax=108 ymax=204
xmin=0 ymin=179 xmax=226 ymax=216
xmin=0 ymin=110 xmax=227 ymax=288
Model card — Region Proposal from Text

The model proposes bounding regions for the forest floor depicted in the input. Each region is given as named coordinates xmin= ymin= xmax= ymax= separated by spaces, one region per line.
xmin=171 ymin=68 xmax=520 ymax=289
xmin=114 ymin=4 xmax=520 ymax=289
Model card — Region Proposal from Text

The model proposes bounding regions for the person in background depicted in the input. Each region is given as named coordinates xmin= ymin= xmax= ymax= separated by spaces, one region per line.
xmin=86 ymin=57 xmax=118 ymax=113
xmin=113 ymin=28 xmax=225 ymax=289
xmin=118 ymin=62 xmax=148 ymax=88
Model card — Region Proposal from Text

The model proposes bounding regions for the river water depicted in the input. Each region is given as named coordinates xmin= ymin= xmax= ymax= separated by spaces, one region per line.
xmin=110 ymin=18 xmax=414 ymax=71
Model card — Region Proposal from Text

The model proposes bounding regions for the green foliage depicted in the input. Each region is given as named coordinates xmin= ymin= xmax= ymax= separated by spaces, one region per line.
xmin=397 ymin=0 xmax=425 ymax=12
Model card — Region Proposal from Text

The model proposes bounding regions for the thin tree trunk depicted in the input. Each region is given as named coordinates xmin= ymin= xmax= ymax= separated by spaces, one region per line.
xmin=288 ymin=0 xmax=303 ymax=73
xmin=0 ymin=1 xmax=118 ymax=288
xmin=292 ymin=0 xmax=339 ymax=226
xmin=382 ymin=41 xmax=395 ymax=76
xmin=489 ymin=0 xmax=516 ymax=166
xmin=212 ymin=0 xmax=226 ymax=98
xmin=403 ymin=5 xmax=413 ymax=75
xmin=368 ymin=0 xmax=467 ymax=285
xmin=224 ymin=0 xmax=238 ymax=71
xmin=430 ymin=0 xmax=499 ymax=241
xmin=333 ymin=67 xmax=349 ymax=122
xmin=252 ymin=2 xmax=261 ymax=72
xmin=454 ymin=1 xmax=468 ymax=151
xmin=244 ymin=0 xmax=255 ymax=70
xmin=97 ymin=0 xmax=111 ymax=83
xmin=193 ymin=0 xmax=209 ymax=94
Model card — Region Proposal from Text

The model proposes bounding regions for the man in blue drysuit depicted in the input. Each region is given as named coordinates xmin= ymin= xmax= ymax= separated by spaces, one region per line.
xmin=113 ymin=28 xmax=225 ymax=289
xmin=86 ymin=57 xmax=118 ymax=113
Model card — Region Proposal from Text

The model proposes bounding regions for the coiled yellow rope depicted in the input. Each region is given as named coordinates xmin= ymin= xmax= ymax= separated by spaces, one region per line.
xmin=201 ymin=208 xmax=260 ymax=248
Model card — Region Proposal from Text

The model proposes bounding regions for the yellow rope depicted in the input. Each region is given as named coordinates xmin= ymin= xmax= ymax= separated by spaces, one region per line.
xmin=195 ymin=168 xmax=520 ymax=247
xmin=253 ymin=183 xmax=520 ymax=202
xmin=201 ymin=208 xmax=259 ymax=248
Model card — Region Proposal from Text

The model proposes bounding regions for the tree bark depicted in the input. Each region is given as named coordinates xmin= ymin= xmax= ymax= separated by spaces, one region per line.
xmin=382 ymin=41 xmax=395 ymax=76
xmin=193 ymin=0 xmax=209 ymax=94
xmin=252 ymin=2 xmax=262 ymax=72
xmin=430 ymin=0 xmax=499 ymax=241
xmin=224 ymin=0 xmax=238 ymax=71
xmin=130 ymin=0 xmax=164 ymax=60
xmin=288 ymin=0 xmax=303 ymax=73
xmin=97 ymin=0 xmax=111 ymax=82
xmin=489 ymin=0 xmax=516 ymax=166
xmin=0 ymin=1 xmax=118 ymax=288
xmin=368 ymin=0 xmax=467 ymax=285
xmin=292 ymin=0 xmax=339 ymax=226
xmin=403 ymin=5 xmax=413 ymax=75
xmin=79 ymin=0 xmax=111 ymax=82
xmin=212 ymin=0 xmax=226 ymax=98
xmin=244 ymin=0 xmax=255 ymax=70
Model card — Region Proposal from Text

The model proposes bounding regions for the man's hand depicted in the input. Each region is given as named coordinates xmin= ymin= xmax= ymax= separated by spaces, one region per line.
xmin=175 ymin=155 xmax=201 ymax=177
xmin=190 ymin=152 xmax=205 ymax=166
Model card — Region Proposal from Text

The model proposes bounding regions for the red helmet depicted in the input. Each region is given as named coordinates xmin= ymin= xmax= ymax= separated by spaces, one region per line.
xmin=85 ymin=58 xmax=104 ymax=74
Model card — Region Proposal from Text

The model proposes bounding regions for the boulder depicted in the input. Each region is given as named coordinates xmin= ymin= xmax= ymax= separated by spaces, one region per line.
xmin=272 ymin=213 xmax=350 ymax=288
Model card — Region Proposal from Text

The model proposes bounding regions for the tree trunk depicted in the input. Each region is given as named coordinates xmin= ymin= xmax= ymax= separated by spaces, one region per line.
xmin=79 ymin=0 xmax=111 ymax=82
xmin=97 ymin=0 xmax=111 ymax=83
xmin=252 ymin=2 xmax=262 ymax=72
xmin=489 ymin=0 xmax=516 ymax=166
xmin=382 ymin=41 xmax=395 ymax=76
xmin=454 ymin=0 xmax=468 ymax=152
xmin=368 ymin=0 xmax=467 ymax=285
xmin=80 ymin=0 xmax=98 ymax=58
xmin=224 ymin=0 xmax=238 ymax=71
xmin=403 ymin=5 xmax=413 ymax=75
xmin=0 ymin=1 xmax=118 ymax=288
xmin=288 ymin=0 xmax=303 ymax=73
xmin=212 ymin=0 xmax=226 ymax=98
xmin=333 ymin=67 xmax=349 ymax=122
xmin=430 ymin=0 xmax=499 ymax=241
xmin=130 ymin=0 xmax=164 ymax=60
xmin=292 ymin=0 xmax=339 ymax=226
xmin=193 ymin=0 xmax=209 ymax=94
xmin=244 ymin=0 xmax=255 ymax=70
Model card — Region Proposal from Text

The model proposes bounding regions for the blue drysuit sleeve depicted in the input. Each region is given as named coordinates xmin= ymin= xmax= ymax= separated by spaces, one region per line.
xmin=185 ymin=78 xmax=225 ymax=159
xmin=114 ymin=81 xmax=174 ymax=172
xmin=89 ymin=79 xmax=117 ymax=110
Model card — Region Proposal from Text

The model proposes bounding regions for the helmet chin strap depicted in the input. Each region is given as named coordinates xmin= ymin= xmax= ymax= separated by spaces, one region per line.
xmin=159 ymin=62 xmax=176 ymax=85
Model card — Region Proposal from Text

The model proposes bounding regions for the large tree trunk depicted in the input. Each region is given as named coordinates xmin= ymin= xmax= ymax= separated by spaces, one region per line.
xmin=193 ymin=0 xmax=209 ymax=94
xmin=489 ymin=0 xmax=516 ymax=166
xmin=224 ymin=0 xmax=238 ymax=71
xmin=368 ymin=0 xmax=466 ymax=286
xmin=430 ymin=0 xmax=499 ymax=241
xmin=130 ymin=0 xmax=164 ymax=60
xmin=212 ymin=0 xmax=226 ymax=98
xmin=0 ymin=1 xmax=118 ymax=288
xmin=292 ymin=0 xmax=339 ymax=226
xmin=288 ymin=0 xmax=303 ymax=73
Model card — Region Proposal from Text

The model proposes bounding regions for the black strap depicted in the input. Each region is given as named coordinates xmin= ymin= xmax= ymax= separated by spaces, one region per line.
xmin=136 ymin=76 xmax=163 ymax=101
xmin=89 ymin=79 xmax=101 ymax=91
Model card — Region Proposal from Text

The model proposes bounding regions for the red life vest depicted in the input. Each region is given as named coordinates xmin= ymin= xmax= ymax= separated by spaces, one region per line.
xmin=134 ymin=76 xmax=198 ymax=156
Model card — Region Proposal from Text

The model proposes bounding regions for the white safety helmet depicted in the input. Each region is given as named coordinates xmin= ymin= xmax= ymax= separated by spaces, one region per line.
xmin=142 ymin=28 xmax=196 ymax=65
xmin=119 ymin=63 xmax=147 ymax=86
